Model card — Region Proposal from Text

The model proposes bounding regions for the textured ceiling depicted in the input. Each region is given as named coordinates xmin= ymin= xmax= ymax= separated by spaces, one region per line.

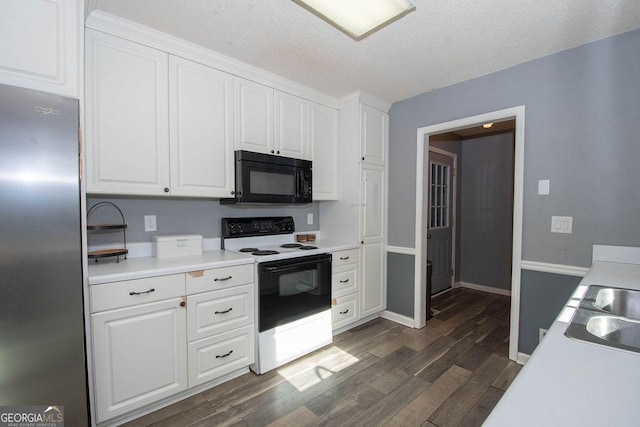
xmin=91 ymin=0 xmax=640 ymax=103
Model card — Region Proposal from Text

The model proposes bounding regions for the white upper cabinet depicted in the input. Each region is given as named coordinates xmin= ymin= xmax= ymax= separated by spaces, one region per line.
xmin=0 ymin=0 xmax=80 ymax=97
xmin=234 ymin=77 xmax=274 ymax=154
xmin=169 ymin=56 xmax=234 ymax=198
xmin=274 ymin=90 xmax=307 ymax=159
xmin=361 ymin=104 xmax=388 ymax=166
xmin=85 ymin=30 xmax=171 ymax=195
xmin=308 ymin=102 xmax=339 ymax=200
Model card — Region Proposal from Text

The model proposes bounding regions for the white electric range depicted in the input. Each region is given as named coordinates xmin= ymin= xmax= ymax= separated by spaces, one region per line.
xmin=221 ymin=216 xmax=333 ymax=374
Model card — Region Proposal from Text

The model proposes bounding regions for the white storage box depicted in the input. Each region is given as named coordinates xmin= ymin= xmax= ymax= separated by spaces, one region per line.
xmin=152 ymin=234 xmax=203 ymax=258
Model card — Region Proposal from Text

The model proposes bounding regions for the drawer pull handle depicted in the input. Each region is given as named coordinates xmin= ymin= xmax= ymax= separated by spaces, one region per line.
xmin=214 ymin=308 xmax=233 ymax=315
xmin=214 ymin=276 xmax=233 ymax=282
xmin=129 ymin=288 xmax=155 ymax=296
xmin=339 ymin=309 xmax=349 ymax=314
xmin=339 ymin=256 xmax=350 ymax=260
xmin=216 ymin=350 xmax=234 ymax=359
xmin=339 ymin=279 xmax=350 ymax=283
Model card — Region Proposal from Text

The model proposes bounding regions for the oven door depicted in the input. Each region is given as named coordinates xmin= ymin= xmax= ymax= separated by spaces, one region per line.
xmin=258 ymin=254 xmax=331 ymax=332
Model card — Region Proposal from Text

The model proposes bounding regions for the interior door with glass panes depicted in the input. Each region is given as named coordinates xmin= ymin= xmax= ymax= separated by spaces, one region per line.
xmin=427 ymin=150 xmax=455 ymax=294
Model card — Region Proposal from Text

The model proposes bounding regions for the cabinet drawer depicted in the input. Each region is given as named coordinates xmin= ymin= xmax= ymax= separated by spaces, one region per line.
xmin=90 ymin=274 xmax=185 ymax=313
xmin=332 ymin=266 xmax=358 ymax=298
xmin=186 ymin=264 xmax=253 ymax=294
xmin=187 ymin=284 xmax=254 ymax=341
xmin=187 ymin=325 xmax=254 ymax=387
xmin=332 ymin=249 xmax=359 ymax=268
xmin=332 ymin=294 xmax=359 ymax=330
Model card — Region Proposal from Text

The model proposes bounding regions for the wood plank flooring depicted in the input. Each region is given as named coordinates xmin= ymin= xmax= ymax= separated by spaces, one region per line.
xmin=122 ymin=288 xmax=521 ymax=427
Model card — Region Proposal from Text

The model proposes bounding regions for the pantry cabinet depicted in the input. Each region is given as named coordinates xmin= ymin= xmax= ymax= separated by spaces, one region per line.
xmin=0 ymin=0 xmax=81 ymax=97
xmin=85 ymin=29 xmax=170 ymax=195
xmin=320 ymin=95 xmax=389 ymax=329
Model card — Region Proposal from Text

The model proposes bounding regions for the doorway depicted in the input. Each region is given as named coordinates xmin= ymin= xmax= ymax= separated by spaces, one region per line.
xmin=414 ymin=106 xmax=525 ymax=362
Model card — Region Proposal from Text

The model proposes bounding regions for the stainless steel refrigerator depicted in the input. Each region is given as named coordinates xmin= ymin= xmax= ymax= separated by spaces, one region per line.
xmin=0 ymin=83 xmax=89 ymax=424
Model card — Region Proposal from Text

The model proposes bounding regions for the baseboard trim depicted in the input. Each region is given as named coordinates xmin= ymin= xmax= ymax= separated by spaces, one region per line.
xmin=380 ymin=310 xmax=415 ymax=328
xmin=520 ymin=260 xmax=589 ymax=277
xmin=457 ymin=281 xmax=512 ymax=296
xmin=386 ymin=245 xmax=416 ymax=256
xmin=517 ymin=352 xmax=531 ymax=365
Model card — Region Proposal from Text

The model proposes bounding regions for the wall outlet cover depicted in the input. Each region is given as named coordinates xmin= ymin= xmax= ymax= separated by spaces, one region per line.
xmin=144 ymin=215 xmax=157 ymax=232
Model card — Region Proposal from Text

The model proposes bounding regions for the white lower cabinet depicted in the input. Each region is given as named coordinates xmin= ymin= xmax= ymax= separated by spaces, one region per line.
xmin=188 ymin=325 xmax=254 ymax=387
xmin=331 ymin=249 xmax=360 ymax=330
xmin=92 ymin=298 xmax=187 ymax=423
xmin=90 ymin=263 xmax=254 ymax=424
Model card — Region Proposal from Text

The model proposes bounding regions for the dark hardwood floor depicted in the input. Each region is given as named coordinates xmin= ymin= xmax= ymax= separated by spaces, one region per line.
xmin=122 ymin=288 xmax=521 ymax=427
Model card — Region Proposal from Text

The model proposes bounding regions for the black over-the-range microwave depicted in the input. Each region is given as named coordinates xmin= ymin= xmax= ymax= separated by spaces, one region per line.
xmin=221 ymin=150 xmax=312 ymax=205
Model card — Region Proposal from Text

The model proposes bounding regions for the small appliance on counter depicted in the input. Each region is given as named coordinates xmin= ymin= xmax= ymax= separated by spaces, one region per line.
xmin=222 ymin=216 xmax=332 ymax=374
xmin=152 ymin=234 xmax=203 ymax=258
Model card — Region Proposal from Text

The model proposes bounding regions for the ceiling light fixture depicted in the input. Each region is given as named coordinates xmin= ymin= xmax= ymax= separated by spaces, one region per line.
xmin=293 ymin=0 xmax=416 ymax=41
xmin=483 ymin=123 xmax=494 ymax=129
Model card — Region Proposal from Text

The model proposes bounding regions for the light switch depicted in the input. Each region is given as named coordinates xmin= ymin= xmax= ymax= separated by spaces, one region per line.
xmin=551 ymin=216 xmax=572 ymax=233
xmin=538 ymin=180 xmax=550 ymax=195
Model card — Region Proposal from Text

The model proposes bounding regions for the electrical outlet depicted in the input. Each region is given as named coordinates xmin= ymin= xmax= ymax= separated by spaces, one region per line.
xmin=307 ymin=213 xmax=313 ymax=225
xmin=539 ymin=328 xmax=548 ymax=342
xmin=144 ymin=215 xmax=157 ymax=232
xmin=551 ymin=216 xmax=572 ymax=233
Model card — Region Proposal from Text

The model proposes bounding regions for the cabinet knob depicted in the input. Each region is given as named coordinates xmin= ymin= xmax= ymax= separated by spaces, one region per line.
xmin=163 ymin=187 xmax=170 ymax=193
xmin=362 ymin=157 xmax=365 ymax=161
xmin=271 ymin=150 xmax=275 ymax=154
xmin=277 ymin=151 xmax=280 ymax=154
xmin=180 ymin=301 xmax=186 ymax=307
xmin=361 ymin=241 xmax=364 ymax=244
xmin=230 ymin=190 xmax=235 ymax=195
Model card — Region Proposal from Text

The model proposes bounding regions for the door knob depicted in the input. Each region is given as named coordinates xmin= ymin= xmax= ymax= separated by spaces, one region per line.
xmin=427 ymin=234 xmax=432 ymax=239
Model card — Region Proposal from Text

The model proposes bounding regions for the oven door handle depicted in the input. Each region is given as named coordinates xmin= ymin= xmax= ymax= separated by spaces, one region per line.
xmin=262 ymin=258 xmax=330 ymax=273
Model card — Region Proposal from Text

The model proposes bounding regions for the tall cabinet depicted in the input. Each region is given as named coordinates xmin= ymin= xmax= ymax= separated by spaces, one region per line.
xmin=320 ymin=93 xmax=389 ymax=325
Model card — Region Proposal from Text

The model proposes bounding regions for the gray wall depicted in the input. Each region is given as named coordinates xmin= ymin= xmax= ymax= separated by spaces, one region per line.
xmin=519 ymin=270 xmax=581 ymax=354
xmin=459 ymin=133 xmax=514 ymax=290
xmin=387 ymin=252 xmax=415 ymax=317
xmin=86 ymin=196 xmax=320 ymax=246
xmin=386 ymin=28 xmax=640 ymax=352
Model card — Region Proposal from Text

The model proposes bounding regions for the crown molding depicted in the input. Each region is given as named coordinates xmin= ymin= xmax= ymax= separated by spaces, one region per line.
xmin=338 ymin=90 xmax=391 ymax=112
xmin=85 ymin=10 xmax=339 ymax=108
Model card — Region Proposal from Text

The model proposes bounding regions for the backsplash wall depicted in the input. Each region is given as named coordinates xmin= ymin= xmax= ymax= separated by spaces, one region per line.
xmin=86 ymin=196 xmax=320 ymax=246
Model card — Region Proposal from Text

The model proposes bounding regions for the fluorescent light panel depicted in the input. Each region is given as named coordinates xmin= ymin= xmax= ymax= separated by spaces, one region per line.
xmin=294 ymin=0 xmax=416 ymax=40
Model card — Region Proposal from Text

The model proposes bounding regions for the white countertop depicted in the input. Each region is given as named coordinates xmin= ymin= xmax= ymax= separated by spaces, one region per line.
xmin=87 ymin=240 xmax=358 ymax=285
xmin=484 ymin=261 xmax=640 ymax=426
xmin=87 ymin=250 xmax=255 ymax=285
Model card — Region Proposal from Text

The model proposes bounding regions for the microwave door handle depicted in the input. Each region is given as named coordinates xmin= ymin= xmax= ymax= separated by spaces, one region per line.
xmin=296 ymin=170 xmax=302 ymax=198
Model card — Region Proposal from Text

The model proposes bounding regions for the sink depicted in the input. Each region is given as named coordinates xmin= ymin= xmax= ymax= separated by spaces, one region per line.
xmin=589 ymin=286 xmax=640 ymax=320
xmin=586 ymin=316 xmax=640 ymax=349
xmin=565 ymin=285 xmax=640 ymax=354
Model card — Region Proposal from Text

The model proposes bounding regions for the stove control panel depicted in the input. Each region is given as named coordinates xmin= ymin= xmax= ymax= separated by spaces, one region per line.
xmin=222 ymin=216 xmax=295 ymax=238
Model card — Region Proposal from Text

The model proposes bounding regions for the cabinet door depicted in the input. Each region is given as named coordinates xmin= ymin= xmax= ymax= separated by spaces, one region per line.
xmin=360 ymin=164 xmax=386 ymax=243
xmin=274 ymin=90 xmax=307 ymax=158
xmin=309 ymin=102 xmax=339 ymax=200
xmin=85 ymin=30 xmax=170 ymax=195
xmin=360 ymin=242 xmax=386 ymax=317
xmin=92 ymin=298 xmax=187 ymax=422
xmin=0 ymin=0 xmax=80 ymax=97
xmin=234 ymin=77 xmax=273 ymax=154
xmin=361 ymin=104 xmax=387 ymax=166
xmin=169 ymin=56 xmax=234 ymax=197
